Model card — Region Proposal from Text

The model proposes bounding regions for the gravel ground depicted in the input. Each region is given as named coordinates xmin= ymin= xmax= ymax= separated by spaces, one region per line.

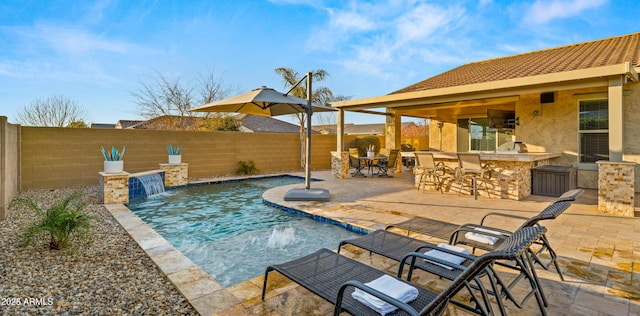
xmin=0 ymin=186 xmax=198 ymax=316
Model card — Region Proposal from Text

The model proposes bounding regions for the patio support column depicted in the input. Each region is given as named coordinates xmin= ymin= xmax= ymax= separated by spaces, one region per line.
xmin=331 ymin=108 xmax=349 ymax=178
xmin=385 ymin=108 xmax=401 ymax=150
xmin=385 ymin=108 xmax=402 ymax=172
xmin=336 ymin=108 xmax=345 ymax=152
xmin=608 ymin=76 xmax=624 ymax=162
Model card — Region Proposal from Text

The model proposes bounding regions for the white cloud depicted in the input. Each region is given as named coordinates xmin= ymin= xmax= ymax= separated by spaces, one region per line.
xmin=0 ymin=23 xmax=159 ymax=85
xmin=395 ymin=4 xmax=465 ymax=44
xmin=328 ymin=8 xmax=375 ymax=32
xmin=34 ymin=24 xmax=133 ymax=56
xmin=524 ymin=0 xmax=608 ymax=24
xmin=308 ymin=1 xmax=468 ymax=80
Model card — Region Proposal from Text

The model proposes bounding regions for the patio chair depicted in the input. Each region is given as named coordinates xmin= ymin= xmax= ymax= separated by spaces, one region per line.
xmin=338 ymin=226 xmax=549 ymax=315
xmin=456 ymin=153 xmax=494 ymax=199
xmin=414 ymin=152 xmax=446 ymax=193
xmin=349 ymin=148 xmax=366 ymax=177
xmin=376 ymin=149 xmax=400 ymax=177
xmin=263 ymin=226 xmax=546 ymax=316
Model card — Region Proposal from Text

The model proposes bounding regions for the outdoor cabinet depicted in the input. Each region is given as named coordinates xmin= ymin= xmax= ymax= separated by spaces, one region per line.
xmin=531 ymin=165 xmax=577 ymax=197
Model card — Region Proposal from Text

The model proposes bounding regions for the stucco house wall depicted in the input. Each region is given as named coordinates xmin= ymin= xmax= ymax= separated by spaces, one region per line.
xmin=427 ymin=82 xmax=640 ymax=191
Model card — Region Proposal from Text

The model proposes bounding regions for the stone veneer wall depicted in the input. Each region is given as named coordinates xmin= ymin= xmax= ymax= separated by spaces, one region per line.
xmin=413 ymin=158 xmax=551 ymax=200
xmin=99 ymin=172 xmax=129 ymax=204
xmin=331 ymin=151 xmax=349 ymax=179
xmin=597 ymin=161 xmax=636 ymax=217
xmin=159 ymin=163 xmax=189 ymax=187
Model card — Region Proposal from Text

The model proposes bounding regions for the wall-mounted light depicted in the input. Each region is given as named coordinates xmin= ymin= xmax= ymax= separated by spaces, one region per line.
xmin=533 ymin=110 xmax=540 ymax=116
xmin=507 ymin=117 xmax=520 ymax=126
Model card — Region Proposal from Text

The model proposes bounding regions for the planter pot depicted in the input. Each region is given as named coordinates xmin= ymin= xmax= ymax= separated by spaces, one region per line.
xmin=367 ymin=151 xmax=375 ymax=158
xmin=168 ymin=154 xmax=182 ymax=164
xmin=104 ymin=160 xmax=124 ymax=173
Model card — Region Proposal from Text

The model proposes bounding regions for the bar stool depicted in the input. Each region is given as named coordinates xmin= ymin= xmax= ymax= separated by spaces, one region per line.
xmin=414 ymin=152 xmax=445 ymax=193
xmin=456 ymin=153 xmax=493 ymax=199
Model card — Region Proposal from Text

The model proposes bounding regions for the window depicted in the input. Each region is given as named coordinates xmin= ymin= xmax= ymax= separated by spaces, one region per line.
xmin=578 ymin=99 xmax=608 ymax=163
xmin=457 ymin=118 xmax=513 ymax=152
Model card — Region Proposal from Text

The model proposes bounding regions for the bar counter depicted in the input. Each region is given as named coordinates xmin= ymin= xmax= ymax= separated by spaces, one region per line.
xmin=406 ymin=151 xmax=561 ymax=200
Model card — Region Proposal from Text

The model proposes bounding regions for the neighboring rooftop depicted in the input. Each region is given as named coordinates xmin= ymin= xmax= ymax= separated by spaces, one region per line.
xmin=392 ymin=32 xmax=640 ymax=94
xmin=314 ymin=122 xmax=421 ymax=135
xmin=112 ymin=114 xmax=306 ymax=133
xmin=236 ymin=113 xmax=307 ymax=133
xmin=115 ymin=120 xmax=144 ymax=129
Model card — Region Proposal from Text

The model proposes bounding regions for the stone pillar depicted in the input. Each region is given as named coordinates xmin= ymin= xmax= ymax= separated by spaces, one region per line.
xmin=597 ymin=161 xmax=635 ymax=217
xmin=99 ymin=172 xmax=130 ymax=204
xmin=159 ymin=163 xmax=189 ymax=188
xmin=331 ymin=151 xmax=349 ymax=179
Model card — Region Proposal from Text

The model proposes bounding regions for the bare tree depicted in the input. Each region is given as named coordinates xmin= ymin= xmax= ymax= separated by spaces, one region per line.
xmin=132 ymin=68 xmax=235 ymax=130
xmin=274 ymin=67 xmax=334 ymax=168
xmin=16 ymin=95 xmax=88 ymax=127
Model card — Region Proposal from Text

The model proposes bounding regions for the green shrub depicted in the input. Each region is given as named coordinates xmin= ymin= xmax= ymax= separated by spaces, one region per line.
xmin=12 ymin=189 xmax=96 ymax=250
xmin=236 ymin=160 xmax=259 ymax=175
xmin=353 ymin=136 xmax=381 ymax=156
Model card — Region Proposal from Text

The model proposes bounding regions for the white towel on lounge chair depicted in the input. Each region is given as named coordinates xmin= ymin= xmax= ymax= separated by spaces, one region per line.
xmin=464 ymin=227 xmax=503 ymax=245
xmin=423 ymin=243 xmax=469 ymax=270
xmin=352 ymin=274 xmax=418 ymax=315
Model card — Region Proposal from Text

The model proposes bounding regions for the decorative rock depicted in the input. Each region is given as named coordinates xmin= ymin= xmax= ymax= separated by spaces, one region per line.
xmin=0 ymin=186 xmax=197 ymax=315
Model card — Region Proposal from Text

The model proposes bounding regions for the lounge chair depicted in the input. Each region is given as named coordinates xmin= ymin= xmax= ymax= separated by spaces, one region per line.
xmin=451 ymin=189 xmax=584 ymax=282
xmin=338 ymin=228 xmax=548 ymax=315
xmin=385 ymin=189 xmax=583 ymax=282
xmin=262 ymin=226 xmax=546 ymax=316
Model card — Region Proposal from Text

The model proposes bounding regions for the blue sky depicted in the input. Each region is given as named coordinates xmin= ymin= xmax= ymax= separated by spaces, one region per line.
xmin=1 ymin=0 xmax=638 ymax=126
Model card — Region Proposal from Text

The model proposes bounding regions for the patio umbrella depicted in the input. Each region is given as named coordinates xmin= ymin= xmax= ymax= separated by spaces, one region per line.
xmin=190 ymin=86 xmax=336 ymax=116
xmin=190 ymin=78 xmax=335 ymax=201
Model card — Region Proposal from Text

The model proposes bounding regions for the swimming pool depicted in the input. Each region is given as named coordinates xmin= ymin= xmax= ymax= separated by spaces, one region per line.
xmin=126 ymin=176 xmax=362 ymax=287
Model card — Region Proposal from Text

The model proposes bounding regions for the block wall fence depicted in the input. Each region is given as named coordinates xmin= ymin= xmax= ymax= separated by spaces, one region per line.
xmin=0 ymin=117 xmax=20 ymax=220
xmin=13 ymin=124 xmax=428 ymax=191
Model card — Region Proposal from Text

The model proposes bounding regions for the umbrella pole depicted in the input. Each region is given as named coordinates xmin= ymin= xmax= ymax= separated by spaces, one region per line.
xmin=305 ymin=72 xmax=312 ymax=190
xmin=284 ymin=72 xmax=330 ymax=201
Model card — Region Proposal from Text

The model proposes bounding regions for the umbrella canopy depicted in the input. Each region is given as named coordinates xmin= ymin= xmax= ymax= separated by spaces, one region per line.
xmin=190 ymin=78 xmax=333 ymax=202
xmin=190 ymin=86 xmax=335 ymax=117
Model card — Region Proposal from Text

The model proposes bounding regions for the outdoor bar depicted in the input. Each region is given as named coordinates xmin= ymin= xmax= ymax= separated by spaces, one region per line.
xmin=409 ymin=151 xmax=561 ymax=200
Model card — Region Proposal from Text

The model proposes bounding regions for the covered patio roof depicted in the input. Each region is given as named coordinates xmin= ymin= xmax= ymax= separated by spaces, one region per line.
xmin=332 ymin=32 xmax=640 ymax=119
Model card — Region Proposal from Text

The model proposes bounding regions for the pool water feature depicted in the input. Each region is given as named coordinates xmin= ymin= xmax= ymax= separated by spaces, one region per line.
xmin=137 ymin=173 xmax=165 ymax=196
xmin=127 ymin=176 xmax=362 ymax=287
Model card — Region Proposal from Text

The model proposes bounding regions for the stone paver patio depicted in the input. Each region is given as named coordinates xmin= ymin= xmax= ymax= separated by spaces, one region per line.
xmin=109 ymin=170 xmax=640 ymax=315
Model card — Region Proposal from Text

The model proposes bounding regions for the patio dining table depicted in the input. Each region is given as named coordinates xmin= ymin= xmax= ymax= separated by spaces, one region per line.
xmin=358 ymin=156 xmax=388 ymax=176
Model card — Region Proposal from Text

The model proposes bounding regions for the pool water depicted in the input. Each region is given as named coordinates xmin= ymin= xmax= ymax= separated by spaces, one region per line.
xmin=127 ymin=176 xmax=361 ymax=287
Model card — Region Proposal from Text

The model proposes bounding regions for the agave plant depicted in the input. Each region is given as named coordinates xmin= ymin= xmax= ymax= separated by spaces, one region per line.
xmin=167 ymin=144 xmax=183 ymax=155
xmin=101 ymin=146 xmax=125 ymax=161
xmin=12 ymin=189 xmax=96 ymax=250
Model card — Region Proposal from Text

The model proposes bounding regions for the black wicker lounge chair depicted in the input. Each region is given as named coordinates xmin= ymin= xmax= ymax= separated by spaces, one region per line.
xmin=450 ymin=194 xmax=581 ymax=282
xmin=338 ymin=228 xmax=547 ymax=315
xmin=262 ymin=226 xmax=546 ymax=316
xmin=385 ymin=189 xmax=584 ymax=282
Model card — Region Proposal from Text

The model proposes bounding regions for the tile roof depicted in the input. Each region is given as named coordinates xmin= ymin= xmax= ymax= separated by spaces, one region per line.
xmin=115 ymin=120 xmax=144 ymax=128
xmin=392 ymin=32 xmax=640 ymax=94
